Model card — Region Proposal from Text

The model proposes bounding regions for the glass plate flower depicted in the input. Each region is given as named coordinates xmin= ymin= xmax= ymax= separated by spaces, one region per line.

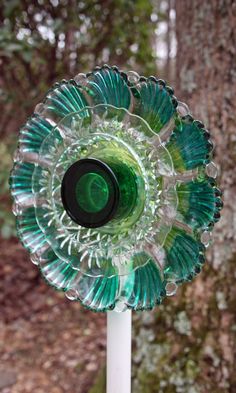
xmin=10 ymin=65 xmax=223 ymax=312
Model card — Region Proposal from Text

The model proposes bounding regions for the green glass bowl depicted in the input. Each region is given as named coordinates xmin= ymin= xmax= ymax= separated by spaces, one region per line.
xmin=9 ymin=65 xmax=223 ymax=312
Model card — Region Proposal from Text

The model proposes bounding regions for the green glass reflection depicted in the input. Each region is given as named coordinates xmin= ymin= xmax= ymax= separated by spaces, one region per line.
xmin=76 ymin=172 xmax=110 ymax=213
xmin=107 ymin=160 xmax=137 ymax=221
xmin=90 ymin=142 xmax=145 ymax=229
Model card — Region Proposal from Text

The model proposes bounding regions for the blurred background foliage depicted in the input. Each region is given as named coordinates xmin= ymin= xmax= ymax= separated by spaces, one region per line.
xmin=0 ymin=0 xmax=174 ymax=238
xmin=1 ymin=1 xmax=235 ymax=393
xmin=0 ymin=0 xmax=164 ymax=133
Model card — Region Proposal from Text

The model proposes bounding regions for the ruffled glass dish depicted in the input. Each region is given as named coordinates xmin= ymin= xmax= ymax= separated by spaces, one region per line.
xmin=10 ymin=65 xmax=223 ymax=312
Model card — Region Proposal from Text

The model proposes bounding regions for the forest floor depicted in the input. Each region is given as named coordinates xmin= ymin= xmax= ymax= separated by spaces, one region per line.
xmin=0 ymin=238 xmax=106 ymax=393
xmin=1 ymin=237 xmax=235 ymax=393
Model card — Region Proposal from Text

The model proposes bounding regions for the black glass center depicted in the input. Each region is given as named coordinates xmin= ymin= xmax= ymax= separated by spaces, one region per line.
xmin=61 ymin=158 xmax=120 ymax=228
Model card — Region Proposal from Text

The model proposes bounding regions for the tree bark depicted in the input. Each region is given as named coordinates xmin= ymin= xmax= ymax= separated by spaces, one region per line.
xmin=175 ymin=0 xmax=236 ymax=390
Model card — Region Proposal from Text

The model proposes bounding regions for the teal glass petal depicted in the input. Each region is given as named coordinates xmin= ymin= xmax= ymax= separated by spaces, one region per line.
xmin=125 ymin=253 xmax=166 ymax=310
xmin=45 ymin=80 xmax=88 ymax=118
xmin=40 ymin=250 xmax=78 ymax=290
xmin=176 ymin=178 xmax=223 ymax=229
xmin=76 ymin=270 xmax=119 ymax=312
xmin=86 ymin=66 xmax=131 ymax=109
xmin=39 ymin=248 xmax=118 ymax=311
xmin=16 ymin=207 xmax=48 ymax=253
xmin=19 ymin=114 xmax=53 ymax=153
xmin=166 ymin=117 xmax=213 ymax=172
xmin=132 ymin=78 xmax=177 ymax=133
xmin=164 ymin=227 xmax=205 ymax=283
xmin=9 ymin=162 xmax=39 ymax=203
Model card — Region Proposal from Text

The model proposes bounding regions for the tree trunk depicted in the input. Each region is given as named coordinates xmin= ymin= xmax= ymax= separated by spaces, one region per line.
xmin=175 ymin=0 xmax=236 ymax=390
xmin=132 ymin=2 xmax=236 ymax=393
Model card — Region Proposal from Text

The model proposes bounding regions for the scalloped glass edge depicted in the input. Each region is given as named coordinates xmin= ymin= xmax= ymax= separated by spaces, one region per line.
xmin=9 ymin=64 xmax=223 ymax=312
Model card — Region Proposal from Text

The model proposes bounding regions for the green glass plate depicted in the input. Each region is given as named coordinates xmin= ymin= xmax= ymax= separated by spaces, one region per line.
xmin=10 ymin=65 xmax=223 ymax=312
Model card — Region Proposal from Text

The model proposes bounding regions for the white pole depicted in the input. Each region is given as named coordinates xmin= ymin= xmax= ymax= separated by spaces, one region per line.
xmin=106 ymin=310 xmax=132 ymax=393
